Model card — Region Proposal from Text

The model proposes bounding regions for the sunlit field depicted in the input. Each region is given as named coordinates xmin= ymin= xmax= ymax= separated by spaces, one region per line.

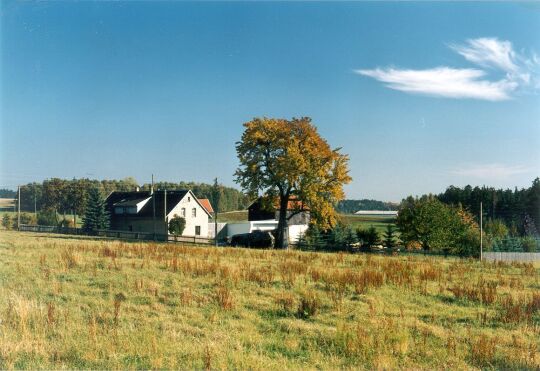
xmin=0 ymin=231 xmax=538 ymax=369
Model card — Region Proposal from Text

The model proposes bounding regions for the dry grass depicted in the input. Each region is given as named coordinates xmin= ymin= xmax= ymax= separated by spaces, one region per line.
xmin=0 ymin=231 xmax=538 ymax=369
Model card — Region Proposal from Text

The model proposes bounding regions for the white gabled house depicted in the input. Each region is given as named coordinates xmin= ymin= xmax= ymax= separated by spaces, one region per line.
xmin=105 ymin=190 xmax=213 ymax=237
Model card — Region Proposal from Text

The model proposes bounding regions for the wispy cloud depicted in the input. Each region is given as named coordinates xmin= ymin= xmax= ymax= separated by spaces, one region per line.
xmin=450 ymin=38 xmax=518 ymax=73
xmin=356 ymin=67 xmax=516 ymax=101
xmin=450 ymin=163 xmax=532 ymax=180
xmin=355 ymin=38 xmax=539 ymax=101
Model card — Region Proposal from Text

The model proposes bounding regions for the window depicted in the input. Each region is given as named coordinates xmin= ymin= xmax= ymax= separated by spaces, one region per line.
xmin=114 ymin=206 xmax=135 ymax=215
xmin=181 ymin=208 xmax=186 ymax=217
xmin=188 ymin=196 xmax=191 ymax=202
xmin=192 ymin=208 xmax=196 ymax=217
xmin=195 ymin=226 xmax=201 ymax=236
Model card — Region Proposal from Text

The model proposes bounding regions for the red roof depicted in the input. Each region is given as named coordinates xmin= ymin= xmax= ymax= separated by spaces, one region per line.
xmin=248 ymin=196 xmax=309 ymax=211
xmin=276 ymin=198 xmax=309 ymax=210
xmin=198 ymin=199 xmax=214 ymax=214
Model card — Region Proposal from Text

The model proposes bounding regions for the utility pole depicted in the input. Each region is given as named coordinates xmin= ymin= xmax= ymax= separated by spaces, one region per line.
xmin=480 ymin=201 xmax=483 ymax=262
xmin=34 ymin=185 xmax=37 ymax=216
xmin=17 ymin=185 xmax=21 ymax=230
xmin=213 ymin=178 xmax=220 ymax=247
xmin=152 ymin=174 xmax=156 ymax=241
xmin=164 ymin=189 xmax=167 ymax=236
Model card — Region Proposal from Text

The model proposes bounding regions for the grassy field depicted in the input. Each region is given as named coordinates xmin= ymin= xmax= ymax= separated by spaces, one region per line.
xmin=216 ymin=210 xmax=249 ymax=223
xmin=0 ymin=231 xmax=539 ymax=369
xmin=339 ymin=214 xmax=396 ymax=233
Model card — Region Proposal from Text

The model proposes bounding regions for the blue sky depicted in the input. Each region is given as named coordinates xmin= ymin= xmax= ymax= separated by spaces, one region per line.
xmin=1 ymin=1 xmax=539 ymax=202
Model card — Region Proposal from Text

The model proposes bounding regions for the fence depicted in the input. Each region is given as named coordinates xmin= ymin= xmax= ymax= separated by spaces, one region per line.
xmin=18 ymin=224 xmax=213 ymax=245
xmin=482 ymin=252 xmax=540 ymax=262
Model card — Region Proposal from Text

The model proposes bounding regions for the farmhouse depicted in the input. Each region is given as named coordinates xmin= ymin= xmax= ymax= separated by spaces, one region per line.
xmin=248 ymin=197 xmax=310 ymax=225
xmin=105 ymin=190 xmax=213 ymax=237
xmin=226 ymin=197 xmax=310 ymax=244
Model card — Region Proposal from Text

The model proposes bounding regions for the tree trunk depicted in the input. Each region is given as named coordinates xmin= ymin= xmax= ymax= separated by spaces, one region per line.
xmin=275 ymin=195 xmax=289 ymax=249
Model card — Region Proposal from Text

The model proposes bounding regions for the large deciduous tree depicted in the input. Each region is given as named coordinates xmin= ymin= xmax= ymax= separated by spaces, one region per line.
xmin=397 ymin=195 xmax=481 ymax=256
xmin=235 ymin=117 xmax=351 ymax=248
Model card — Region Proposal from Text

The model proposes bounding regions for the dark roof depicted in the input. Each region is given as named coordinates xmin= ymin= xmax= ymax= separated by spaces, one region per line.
xmin=106 ymin=190 xmax=189 ymax=218
xmin=113 ymin=197 xmax=150 ymax=207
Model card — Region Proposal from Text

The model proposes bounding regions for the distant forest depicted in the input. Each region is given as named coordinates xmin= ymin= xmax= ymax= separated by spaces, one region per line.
xmin=435 ymin=178 xmax=540 ymax=236
xmin=336 ymin=199 xmax=399 ymax=214
xmin=0 ymin=189 xmax=16 ymax=198
xmin=11 ymin=178 xmax=251 ymax=215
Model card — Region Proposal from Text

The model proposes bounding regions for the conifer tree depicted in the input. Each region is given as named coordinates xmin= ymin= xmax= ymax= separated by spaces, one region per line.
xmin=344 ymin=226 xmax=358 ymax=251
xmin=82 ymin=187 xmax=110 ymax=232
xmin=384 ymin=225 xmax=397 ymax=248
xmin=307 ymin=225 xmax=325 ymax=250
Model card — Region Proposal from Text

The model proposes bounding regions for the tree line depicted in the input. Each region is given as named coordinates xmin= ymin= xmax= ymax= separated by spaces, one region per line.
xmin=336 ymin=199 xmax=399 ymax=214
xmin=12 ymin=177 xmax=250 ymax=221
xmin=436 ymin=178 xmax=540 ymax=236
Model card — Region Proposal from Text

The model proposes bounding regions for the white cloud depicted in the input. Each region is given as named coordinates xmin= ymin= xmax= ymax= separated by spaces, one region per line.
xmin=450 ymin=38 xmax=518 ymax=73
xmin=355 ymin=67 xmax=516 ymax=101
xmin=356 ymin=37 xmax=539 ymax=100
xmin=450 ymin=163 xmax=532 ymax=180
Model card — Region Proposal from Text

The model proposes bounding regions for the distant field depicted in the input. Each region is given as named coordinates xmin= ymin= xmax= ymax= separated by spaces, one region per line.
xmin=0 ymin=231 xmax=538 ymax=369
xmin=218 ymin=211 xmax=396 ymax=233
xmin=216 ymin=210 xmax=249 ymax=222
xmin=0 ymin=198 xmax=15 ymax=211
xmin=339 ymin=214 xmax=396 ymax=233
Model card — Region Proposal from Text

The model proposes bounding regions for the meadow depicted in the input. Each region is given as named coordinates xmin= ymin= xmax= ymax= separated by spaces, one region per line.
xmin=0 ymin=231 xmax=538 ymax=370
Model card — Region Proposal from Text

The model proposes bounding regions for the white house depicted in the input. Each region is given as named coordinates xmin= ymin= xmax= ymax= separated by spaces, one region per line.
xmin=106 ymin=190 xmax=213 ymax=237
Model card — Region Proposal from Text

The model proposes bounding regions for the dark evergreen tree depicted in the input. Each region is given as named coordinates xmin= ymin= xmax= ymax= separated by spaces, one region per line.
xmin=357 ymin=226 xmax=380 ymax=250
xmin=327 ymin=224 xmax=347 ymax=251
xmin=343 ymin=226 xmax=358 ymax=250
xmin=82 ymin=187 xmax=110 ymax=232
xmin=307 ymin=225 xmax=325 ymax=250
xmin=383 ymin=224 xmax=397 ymax=248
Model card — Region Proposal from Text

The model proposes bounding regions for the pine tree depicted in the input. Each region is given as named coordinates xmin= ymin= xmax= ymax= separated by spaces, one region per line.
xmin=344 ymin=226 xmax=358 ymax=250
xmin=307 ymin=225 xmax=325 ymax=250
xmin=327 ymin=224 xmax=347 ymax=251
xmin=82 ymin=187 xmax=110 ymax=232
xmin=383 ymin=225 xmax=397 ymax=248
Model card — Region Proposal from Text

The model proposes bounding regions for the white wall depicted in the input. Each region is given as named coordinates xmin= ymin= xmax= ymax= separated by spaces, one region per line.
xmin=226 ymin=220 xmax=307 ymax=245
xmin=167 ymin=191 xmax=210 ymax=237
xmin=226 ymin=222 xmax=251 ymax=237
xmin=288 ymin=224 xmax=309 ymax=244
xmin=208 ymin=222 xmax=227 ymax=239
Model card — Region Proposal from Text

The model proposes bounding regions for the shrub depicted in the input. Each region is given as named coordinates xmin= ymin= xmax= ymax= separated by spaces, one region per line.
xmin=37 ymin=210 xmax=57 ymax=226
xmin=58 ymin=218 xmax=74 ymax=228
xmin=11 ymin=213 xmax=36 ymax=229
xmin=521 ymin=237 xmax=538 ymax=252
xmin=297 ymin=290 xmax=321 ymax=318
xmin=168 ymin=216 xmax=186 ymax=236
xmin=2 ymin=214 xmax=11 ymax=229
